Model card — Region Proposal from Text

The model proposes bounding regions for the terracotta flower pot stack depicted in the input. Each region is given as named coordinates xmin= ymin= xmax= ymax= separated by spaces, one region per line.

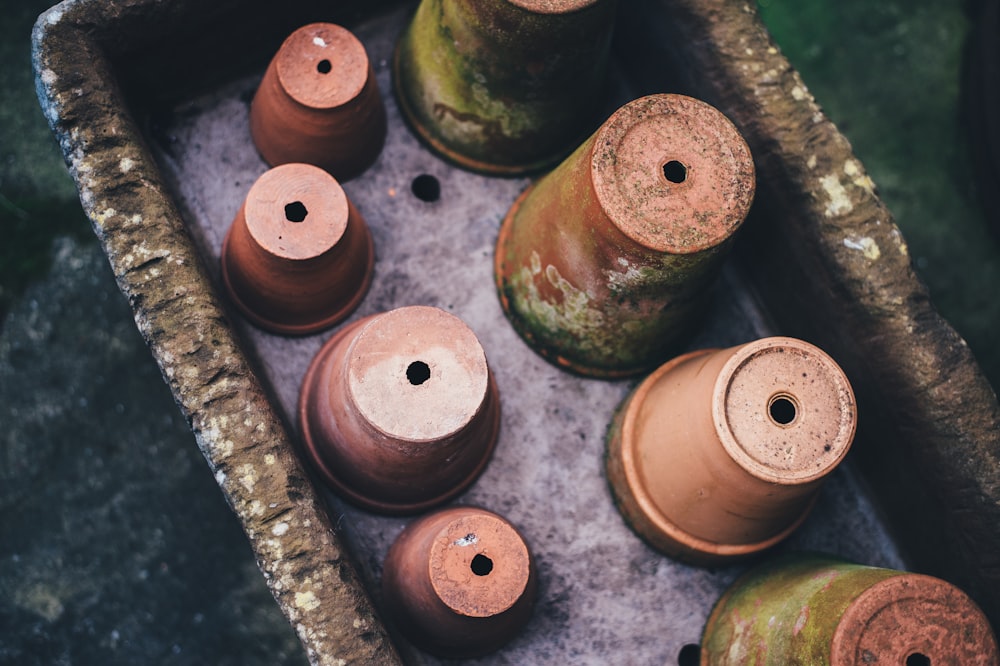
xmin=381 ymin=506 xmax=537 ymax=658
xmin=701 ymin=554 xmax=999 ymax=664
xmin=297 ymin=305 xmax=501 ymax=514
xmin=394 ymin=0 xmax=617 ymax=174
xmin=221 ymin=162 xmax=374 ymax=335
xmin=606 ymin=337 xmax=857 ymax=565
xmin=495 ymin=94 xmax=756 ymax=378
xmin=250 ymin=22 xmax=387 ymax=181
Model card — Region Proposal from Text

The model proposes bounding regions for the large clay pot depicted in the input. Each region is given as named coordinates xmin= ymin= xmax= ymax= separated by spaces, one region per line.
xmin=382 ymin=506 xmax=537 ymax=658
xmin=393 ymin=0 xmax=617 ymax=175
xmin=701 ymin=553 xmax=999 ymax=665
xmin=606 ymin=337 xmax=856 ymax=564
xmin=250 ymin=22 xmax=386 ymax=181
xmin=297 ymin=306 xmax=500 ymax=514
xmin=495 ymin=94 xmax=755 ymax=377
xmin=221 ymin=162 xmax=374 ymax=335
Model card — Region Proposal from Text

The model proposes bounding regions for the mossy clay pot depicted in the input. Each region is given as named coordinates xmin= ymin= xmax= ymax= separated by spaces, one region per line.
xmin=394 ymin=0 xmax=617 ymax=175
xmin=702 ymin=553 xmax=999 ymax=665
xmin=495 ymin=94 xmax=755 ymax=378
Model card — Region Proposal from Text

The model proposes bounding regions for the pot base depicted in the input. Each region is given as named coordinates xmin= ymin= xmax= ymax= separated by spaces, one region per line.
xmin=495 ymin=185 xmax=653 ymax=379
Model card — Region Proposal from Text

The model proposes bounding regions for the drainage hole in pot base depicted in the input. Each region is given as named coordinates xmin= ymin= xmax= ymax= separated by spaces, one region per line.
xmin=406 ymin=361 xmax=431 ymax=386
xmin=663 ymin=160 xmax=687 ymax=184
xmin=767 ymin=393 xmax=798 ymax=426
xmin=906 ymin=655 xmax=931 ymax=666
xmin=316 ymin=59 xmax=332 ymax=74
xmin=411 ymin=174 xmax=441 ymax=202
xmin=676 ymin=643 xmax=699 ymax=666
xmin=471 ymin=554 xmax=493 ymax=576
xmin=284 ymin=201 xmax=308 ymax=222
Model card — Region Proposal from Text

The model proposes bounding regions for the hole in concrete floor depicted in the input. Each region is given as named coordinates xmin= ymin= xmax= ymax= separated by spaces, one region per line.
xmin=906 ymin=654 xmax=931 ymax=666
xmin=411 ymin=174 xmax=441 ymax=202
xmin=677 ymin=643 xmax=700 ymax=666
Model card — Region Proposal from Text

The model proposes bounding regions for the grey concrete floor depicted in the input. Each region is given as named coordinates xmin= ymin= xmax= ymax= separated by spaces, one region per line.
xmin=2 ymin=0 xmax=998 ymax=664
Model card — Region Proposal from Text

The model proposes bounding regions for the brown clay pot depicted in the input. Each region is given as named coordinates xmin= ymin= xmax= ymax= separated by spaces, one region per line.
xmin=394 ymin=0 xmax=617 ymax=175
xmin=494 ymin=94 xmax=755 ymax=378
xmin=297 ymin=306 xmax=500 ymax=514
xmin=381 ymin=506 xmax=537 ymax=658
xmin=220 ymin=162 xmax=374 ymax=335
xmin=606 ymin=337 xmax=857 ymax=565
xmin=249 ymin=22 xmax=387 ymax=181
xmin=701 ymin=553 xmax=999 ymax=665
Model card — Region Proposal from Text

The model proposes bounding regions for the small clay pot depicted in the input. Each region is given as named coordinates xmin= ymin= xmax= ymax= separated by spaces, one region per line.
xmin=297 ymin=306 xmax=500 ymax=514
xmin=381 ymin=506 xmax=537 ymax=658
xmin=394 ymin=0 xmax=617 ymax=175
xmin=250 ymin=22 xmax=387 ymax=181
xmin=606 ymin=337 xmax=856 ymax=565
xmin=701 ymin=553 xmax=999 ymax=664
xmin=495 ymin=94 xmax=755 ymax=378
xmin=221 ymin=162 xmax=374 ymax=335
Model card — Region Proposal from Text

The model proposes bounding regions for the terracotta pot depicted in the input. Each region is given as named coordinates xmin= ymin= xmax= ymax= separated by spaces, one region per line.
xmin=297 ymin=306 xmax=500 ymax=514
xmin=606 ymin=337 xmax=856 ymax=565
xmin=701 ymin=553 xmax=999 ymax=665
xmin=250 ymin=22 xmax=387 ymax=181
xmin=221 ymin=162 xmax=374 ymax=335
xmin=381 ymin=506 xmax=537 ymax=658
xmin=495 ymin=94 xmax=755 ymax=378
xmin=393 ymin=0 xmax=617 ymax=175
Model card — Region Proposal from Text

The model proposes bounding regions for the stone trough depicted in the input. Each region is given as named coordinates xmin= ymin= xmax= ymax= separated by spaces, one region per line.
xmin=33 ymin=0 xmax=1000 ymax=663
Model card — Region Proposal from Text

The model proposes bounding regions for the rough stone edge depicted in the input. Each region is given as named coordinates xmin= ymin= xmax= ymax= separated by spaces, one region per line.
xmin=31 ymin=2 xmax=403 ymax=664
xmin=618 ymin=0 xmax=1000 ymax=623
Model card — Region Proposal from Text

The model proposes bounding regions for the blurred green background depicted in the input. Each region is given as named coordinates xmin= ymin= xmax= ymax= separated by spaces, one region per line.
xmin=1 ymin=0 xmax=996 ymax=663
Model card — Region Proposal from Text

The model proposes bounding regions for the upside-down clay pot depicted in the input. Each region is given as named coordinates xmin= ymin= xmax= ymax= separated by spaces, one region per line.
xmin=393 ymin=0 xmax=617 ymax=175
xmin=297 ymin=306 xmax=500 ymax=514
xmin=221 ymin=163 xmax=374 ymax=335
xmin=701 ymin=553 xmax=999 ymax=665
xmin=250 ymin=22 xmax=387 ymax=181
xmin=381 ymin=506 xmax=537 ymax=657
xmin=495 ymin=94 xmax=755 ymax=378
xmin=606 ymin=337 xmax=856 ymax=565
